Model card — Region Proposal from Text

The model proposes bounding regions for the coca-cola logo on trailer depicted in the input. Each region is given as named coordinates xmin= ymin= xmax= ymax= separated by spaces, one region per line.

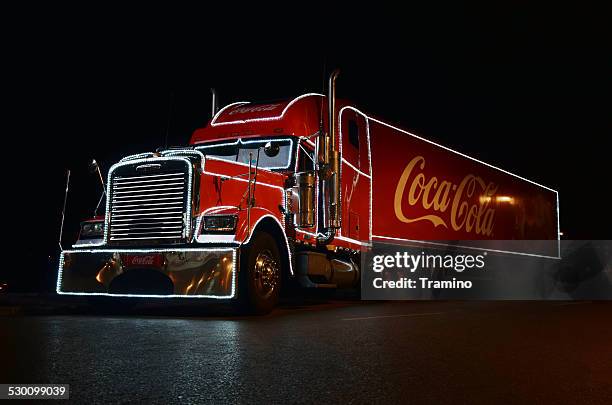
xmin=394 ymin=156 xmax=500 ymax=236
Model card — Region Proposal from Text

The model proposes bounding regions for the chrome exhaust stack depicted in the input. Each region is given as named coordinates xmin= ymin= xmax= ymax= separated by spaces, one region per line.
xmin=325 ymin=69 xmax=341 ymax=230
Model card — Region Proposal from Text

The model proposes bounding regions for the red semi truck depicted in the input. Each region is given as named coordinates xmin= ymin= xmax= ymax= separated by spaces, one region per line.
xmin=57 ymin=71 xmax=560 ymax=312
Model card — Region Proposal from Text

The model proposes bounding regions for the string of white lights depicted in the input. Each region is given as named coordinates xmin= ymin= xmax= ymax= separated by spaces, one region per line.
xmin=56 ymin=248 xmax=238 ymax=298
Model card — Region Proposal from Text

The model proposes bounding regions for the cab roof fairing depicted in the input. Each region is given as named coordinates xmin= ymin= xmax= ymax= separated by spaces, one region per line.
xmin=190 ymin=93 xmax=337 ymax=145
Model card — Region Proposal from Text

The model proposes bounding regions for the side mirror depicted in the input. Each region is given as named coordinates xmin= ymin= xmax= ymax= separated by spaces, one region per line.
xmin=264 ymin=141 xmax=280 ymax=157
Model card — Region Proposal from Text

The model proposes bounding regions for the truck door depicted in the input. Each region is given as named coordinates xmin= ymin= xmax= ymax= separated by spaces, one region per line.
xmin=296 ymin=139 xmax=318 ymax=234
xmin=339 ymin=110 xmax=371 ymax=243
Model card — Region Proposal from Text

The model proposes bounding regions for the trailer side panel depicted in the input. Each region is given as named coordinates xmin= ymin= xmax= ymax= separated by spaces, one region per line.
xmin=369 ymin=119 xmax=559 ymax=256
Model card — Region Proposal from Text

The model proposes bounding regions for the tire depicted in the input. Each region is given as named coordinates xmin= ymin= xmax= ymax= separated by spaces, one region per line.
xmin=239 ymin=231 xmax=281 ymax=314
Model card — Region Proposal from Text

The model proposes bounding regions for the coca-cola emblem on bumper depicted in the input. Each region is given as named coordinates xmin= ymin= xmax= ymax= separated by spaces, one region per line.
xmin=122 ymin=254 xmax=164 ymax=268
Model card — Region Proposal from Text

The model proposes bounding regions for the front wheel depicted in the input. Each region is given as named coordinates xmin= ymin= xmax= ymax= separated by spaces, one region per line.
xmin=238 ymin=231 xmax=281 ymax=314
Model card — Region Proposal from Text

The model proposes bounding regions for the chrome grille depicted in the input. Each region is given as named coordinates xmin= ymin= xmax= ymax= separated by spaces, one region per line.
xmin=108 ymin=171 xmax=188 ymax=242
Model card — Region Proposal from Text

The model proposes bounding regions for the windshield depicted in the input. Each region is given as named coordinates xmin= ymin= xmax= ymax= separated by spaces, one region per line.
xmin=195 ymin=138 xmax=295 ymax=170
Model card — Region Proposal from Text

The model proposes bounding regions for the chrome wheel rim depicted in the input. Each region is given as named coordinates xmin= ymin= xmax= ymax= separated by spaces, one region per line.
xmin=253 ymin=249 xmax=279 ymax=299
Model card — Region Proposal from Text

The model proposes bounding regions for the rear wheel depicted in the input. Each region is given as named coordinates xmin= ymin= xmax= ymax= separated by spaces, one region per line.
xmin=239 ymin=231 xmax=281 ymax=314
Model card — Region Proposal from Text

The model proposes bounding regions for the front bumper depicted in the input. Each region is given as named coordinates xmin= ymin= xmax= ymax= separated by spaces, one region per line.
xmin=57 ymin=247 xmax=237 ymax=299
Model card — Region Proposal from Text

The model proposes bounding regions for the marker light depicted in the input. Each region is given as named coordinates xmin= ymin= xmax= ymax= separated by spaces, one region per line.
xmin=495 ymin=196 xmax=514 ymax=204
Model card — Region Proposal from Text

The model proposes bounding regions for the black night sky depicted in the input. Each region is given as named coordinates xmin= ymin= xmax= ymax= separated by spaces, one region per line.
xmin=5 ymin=4 xmax=611 ymax=291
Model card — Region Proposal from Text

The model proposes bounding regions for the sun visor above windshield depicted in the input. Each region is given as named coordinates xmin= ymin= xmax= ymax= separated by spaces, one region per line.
xmin=190 ymin=94 xmax=325 ymax=145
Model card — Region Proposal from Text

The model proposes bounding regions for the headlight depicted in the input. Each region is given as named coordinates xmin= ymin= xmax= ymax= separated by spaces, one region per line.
xmin=201 ymin=215 xmax=237 ymax=233
xmin=80 ymin=221 xmax=104 ymax=239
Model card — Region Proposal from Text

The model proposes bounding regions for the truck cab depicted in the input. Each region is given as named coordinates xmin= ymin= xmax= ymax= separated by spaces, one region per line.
xmin=61 ymin=73 xmax=363 ymax=313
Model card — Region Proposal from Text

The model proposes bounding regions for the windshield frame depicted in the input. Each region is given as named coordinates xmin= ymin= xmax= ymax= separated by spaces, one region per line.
xmin=194 ymin=136 xmax=297 ymax=171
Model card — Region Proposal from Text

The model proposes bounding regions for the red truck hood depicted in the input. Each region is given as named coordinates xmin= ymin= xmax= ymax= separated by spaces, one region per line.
xmin=198 ymin=157 xmax=288 ymax=216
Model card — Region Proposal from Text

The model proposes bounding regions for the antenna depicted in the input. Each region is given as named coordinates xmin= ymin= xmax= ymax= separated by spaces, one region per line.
xmin=58 ymin=169 xmax=71 ymax=251
xmin=164 ymin=91 xmax=174 ymax=149
xmin=251 ymin=147 xmax=261 ymax=204
xmin=211 ymin=88 xmax=218 ymax=118
xmin=89 ymin=159 xmax=107 ymax=216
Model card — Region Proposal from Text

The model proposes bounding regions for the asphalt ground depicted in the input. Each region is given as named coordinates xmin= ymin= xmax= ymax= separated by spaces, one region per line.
xmin=1 ymin=295 xmax=611 ymax=404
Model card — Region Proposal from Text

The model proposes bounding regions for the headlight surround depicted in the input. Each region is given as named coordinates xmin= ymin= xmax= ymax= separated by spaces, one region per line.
xmin=80 ymin=221 xmax=105 ymax=239
xmin=201 ymin=215 xmax=237 ymax=233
